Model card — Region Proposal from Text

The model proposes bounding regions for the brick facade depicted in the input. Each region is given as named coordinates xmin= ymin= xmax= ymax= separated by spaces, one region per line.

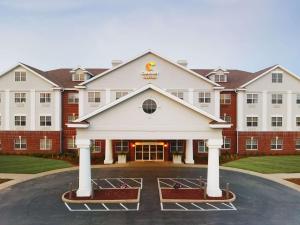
xmin=0 ymin=131 xmax=61 ymax=153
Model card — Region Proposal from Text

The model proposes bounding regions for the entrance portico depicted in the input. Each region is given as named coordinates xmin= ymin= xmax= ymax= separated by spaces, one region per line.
xmin=68 ymin=84 xmax=230 ymax=197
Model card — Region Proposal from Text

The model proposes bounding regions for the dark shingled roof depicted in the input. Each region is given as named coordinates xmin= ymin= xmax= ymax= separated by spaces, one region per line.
xmin=18 ymin=63 xmax=278 ymax=89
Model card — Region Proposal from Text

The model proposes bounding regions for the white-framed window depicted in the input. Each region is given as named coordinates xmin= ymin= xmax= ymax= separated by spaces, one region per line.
xmin=15 ymin=115 xmax=26 ymax=126
xmin=296 ymin=94 xmax=300 ymax=104
xmin=246 ymin=137 xmax=258 ymax=150
xmin=40 ymin=116 xmax=51 ymax=127
xmin=272 ymin=72 xmax=283 ymax=83
xmin=40 ymin=138 xmax=52 ymax=150
xmin=197 ymin=140 xmax=208 ymax=153
xmin=67 ymin=114 xmax=78 ymax=123
xmin=169 ymin=140 xmax=185 ymax=153
xmin=14 ymin=93 xmax=26 ymax=103
xmin=221 ymin=114 xmax=231 ymax=123
xmin=246 ymin=116 xmax=258 ymax=127
xmin=88 ymin=91 xmax=101 ymax=103
xmin=40 ymin=93 xmax=51 ymax=103
xmin=246 ymin=93 xmax=258 ymax=104
xmin=198 ymin=92 xmax=211 ymax=103
xmin=271 ymin=137 xmax=283 ymax=150
xmin=116 ymin=91 xmax=128 ymax=100
xmin=15 ymin=71 xmax=26 ymax=82
xmin=296 ymin=139 xmax=300 ymax=150
xmin=214 ymin=74 xmax=227 ymax=82
xmin=271 ymin=116 xmax=283 ymax=127
xmin=91 ymin=140 xmax=102 ymax=153
xmin=14 ymin=137 xmax=27 ymax=150
xmin=171 ymin=90 xmax=184 ymax=100
xmin=68 ymin=93 xmax=79 ymax=104
xmin=115 ymin=140 xmax=129 ymax=153
xmin=271 ymin=94 xmax=283 ymax=104
xmin=72 ymin=73 xmax=85 ymax=81
xmin=67 ymin=136 xmax=77 ymax=149
xmin=296 ymin=117 xmax=300 ymax=127
xmin=222 ymin=137 xmax=231 ymax=149
xmin=220 ymin=94 xmax=231 ymax=104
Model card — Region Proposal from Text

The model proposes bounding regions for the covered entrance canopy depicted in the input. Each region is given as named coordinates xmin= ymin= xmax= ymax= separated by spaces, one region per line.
xmin=67 ymin=84 xmax=230 ymax=198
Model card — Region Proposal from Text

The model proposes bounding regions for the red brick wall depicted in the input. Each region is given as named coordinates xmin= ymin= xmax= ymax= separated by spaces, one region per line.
xmin=62 ymin=90 xmax=78 ymax=151
xmin=0 ymin=131 xmax=60 ymax=153
xmin=238 ymin=131 xmax=300 ymax=155
xmin=220 ymin=91 xmax=237 ymax=154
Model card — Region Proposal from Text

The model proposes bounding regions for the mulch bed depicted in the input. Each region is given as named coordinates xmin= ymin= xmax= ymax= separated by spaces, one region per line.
xmin=161 ymin=188 xmax=233 ymax=201
xmin=0 ymin=179 xmax=12 ymax=184
xmin=285 ymin=178 xmax=300 ymax=186
xmin=63 ymin=188 xmax=139 ymax=201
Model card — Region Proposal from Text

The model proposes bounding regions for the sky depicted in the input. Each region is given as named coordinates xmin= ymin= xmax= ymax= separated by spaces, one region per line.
xmin=0 ymin=0 xmax=300 ymax=74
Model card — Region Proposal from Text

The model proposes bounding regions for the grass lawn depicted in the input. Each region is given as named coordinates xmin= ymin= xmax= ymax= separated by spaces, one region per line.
xmin=222 ymin=155 xmax=300 ymax=174
xmin=0 ymin=155 xmax=73 ymax=174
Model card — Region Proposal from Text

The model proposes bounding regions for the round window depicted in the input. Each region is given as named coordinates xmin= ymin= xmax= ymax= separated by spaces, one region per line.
xmin=142 ymin=99 xmax=157 ymax=114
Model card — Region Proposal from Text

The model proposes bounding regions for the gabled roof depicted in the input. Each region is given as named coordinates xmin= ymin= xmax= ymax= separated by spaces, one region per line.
xmin=239 ymin=64 xmax=300 ymax=88
xmin=0 ymin=63 xmax=60 ymax=87
xmin=79 ymin=50 xmax=221 ymax=87
xmin=68 ymin=84 xmax=231 ymax=129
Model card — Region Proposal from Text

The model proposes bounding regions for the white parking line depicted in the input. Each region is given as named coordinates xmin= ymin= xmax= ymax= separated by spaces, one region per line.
xmin=120 ymin=203 xmax=129 ymax=211
xmin=105 ymin=179 xmax=117 ymax=188
xmin=84 ymin=204 xmax=91 ymax=211
xmin=183 ymin=178 xmax=202 ymax=187
xmin=101 ymin=203 xmax=109 ymax=210
xmin=117 ymin=178 xmax=132 ymax=188
xmin=159 ymin=180 xmax=174 ymax=187
xmin=191 ymin=203 xmax=204 ymax=210
xmin=92 ymin=179 xmax=103 ymax=189
xmin=175 ymin=203 xmax=188 ymax=210
xmin=169 ymin=178 xmax=191 ymax=188
xmin=206 ymin=203 xmax=220 ymax=210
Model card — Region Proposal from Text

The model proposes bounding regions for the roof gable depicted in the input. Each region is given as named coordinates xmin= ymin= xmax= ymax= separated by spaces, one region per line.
xmin=79 ymin=50 xmax=221 ymax=87
xmin=69 ymin=84 xmax=230 ymax=129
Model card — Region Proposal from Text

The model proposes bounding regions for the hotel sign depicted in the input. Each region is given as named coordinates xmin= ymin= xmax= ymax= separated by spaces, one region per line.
xmin=141 ymin=62 xmax=158 ymax=79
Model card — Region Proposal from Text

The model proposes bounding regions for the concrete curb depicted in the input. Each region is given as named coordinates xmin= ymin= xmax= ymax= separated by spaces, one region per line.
xmin=0 ymin=163 xmax=299 ymax=192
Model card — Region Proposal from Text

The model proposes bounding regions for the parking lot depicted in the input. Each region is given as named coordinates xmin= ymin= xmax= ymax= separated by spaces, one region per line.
xmin=0 ymin=167 xmax=299 ymax=225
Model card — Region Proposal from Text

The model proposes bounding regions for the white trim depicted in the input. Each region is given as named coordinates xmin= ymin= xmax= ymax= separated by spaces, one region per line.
xmin=4 ymin=90 xmax=10 ymax=130
xmin=79 ymin=50 xmax=220 ymax=87
xmin=66 ymin=123 xmax=89 ymax=128
xmin=287 ymin=91 xmax=292 ymax=131
xmin=240 ymin=65 xmax=300 ymax=88
xmin=73 ymin=84 xmax=226 ymax=125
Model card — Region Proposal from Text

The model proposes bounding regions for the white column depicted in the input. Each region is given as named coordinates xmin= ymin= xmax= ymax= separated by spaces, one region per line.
xmin=286 ymin=91 xmax=292 ymax=131
xmin=78 ymin=89 xmax=85 ymax=117
xmin=4 ymin=90 xmax=10 ymax=130
xmin=30 ymin=89 xmax=36 ymax=130
xmin=105 ymin=88 xmax=111 ymax=104
xmin=188 ymin=88 xmax=194 ymax=104
xmin=214 ymin=90 xmax=220 ymax=118
xmin=76 ymin=139 xmax=92 ymax=197
xmin=104 ymin=139 xmax=113 ymax=164
xmin=237 ymin=90 xmax=245 ymax=131
xmin=262 ymin=91 xmax=268 ymax=131
xmin=185 ymin=139 xmax=194 ymax=164
xmin=207 ymin=138 xmax=223 ymax=197
xmin=54 ymin=90 xmax=62 ymax=131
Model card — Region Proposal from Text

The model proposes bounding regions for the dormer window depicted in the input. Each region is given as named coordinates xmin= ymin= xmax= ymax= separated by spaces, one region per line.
xmin=72 ymin=73 xmax=86 ymax=81
xmin=214 ymin=74 xmax=227 ymax=82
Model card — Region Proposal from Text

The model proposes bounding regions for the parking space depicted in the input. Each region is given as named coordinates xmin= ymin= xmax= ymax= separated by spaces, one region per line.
xmin=64 ymin=177 xmax=143 ymax=212
xmin=158 ymin=178 xmax=237 ymax=212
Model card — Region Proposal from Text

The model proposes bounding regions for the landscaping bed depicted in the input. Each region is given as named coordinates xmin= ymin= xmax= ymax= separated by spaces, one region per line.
xmin=285 ymin=178 xmax=300 ymax=186
xmin=0 ymin=179 xmax=11 ymax=184
xmin=160 ymin=188 xmax=235 ymax=203
xmin=62 ymin=188 xmax=140 ymax=203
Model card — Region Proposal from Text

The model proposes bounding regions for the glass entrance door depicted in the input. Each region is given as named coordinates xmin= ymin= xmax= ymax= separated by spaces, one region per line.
xmin=135 ymin=142 xmax=164 ymax=161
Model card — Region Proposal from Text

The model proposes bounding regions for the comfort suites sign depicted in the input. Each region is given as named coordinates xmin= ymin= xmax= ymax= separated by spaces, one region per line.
xmin=141 ymin=62 xmax=158 ymax=79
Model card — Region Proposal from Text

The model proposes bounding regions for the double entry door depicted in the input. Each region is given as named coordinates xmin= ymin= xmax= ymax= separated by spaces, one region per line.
xmin=135 ymin=142 xmax=164 ymax=161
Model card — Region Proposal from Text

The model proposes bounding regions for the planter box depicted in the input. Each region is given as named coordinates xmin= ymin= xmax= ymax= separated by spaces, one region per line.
xmin=172 ymin=154 xmax=182 ymax=164
xmin=118 ymin=154 xmax=127 ymax=164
